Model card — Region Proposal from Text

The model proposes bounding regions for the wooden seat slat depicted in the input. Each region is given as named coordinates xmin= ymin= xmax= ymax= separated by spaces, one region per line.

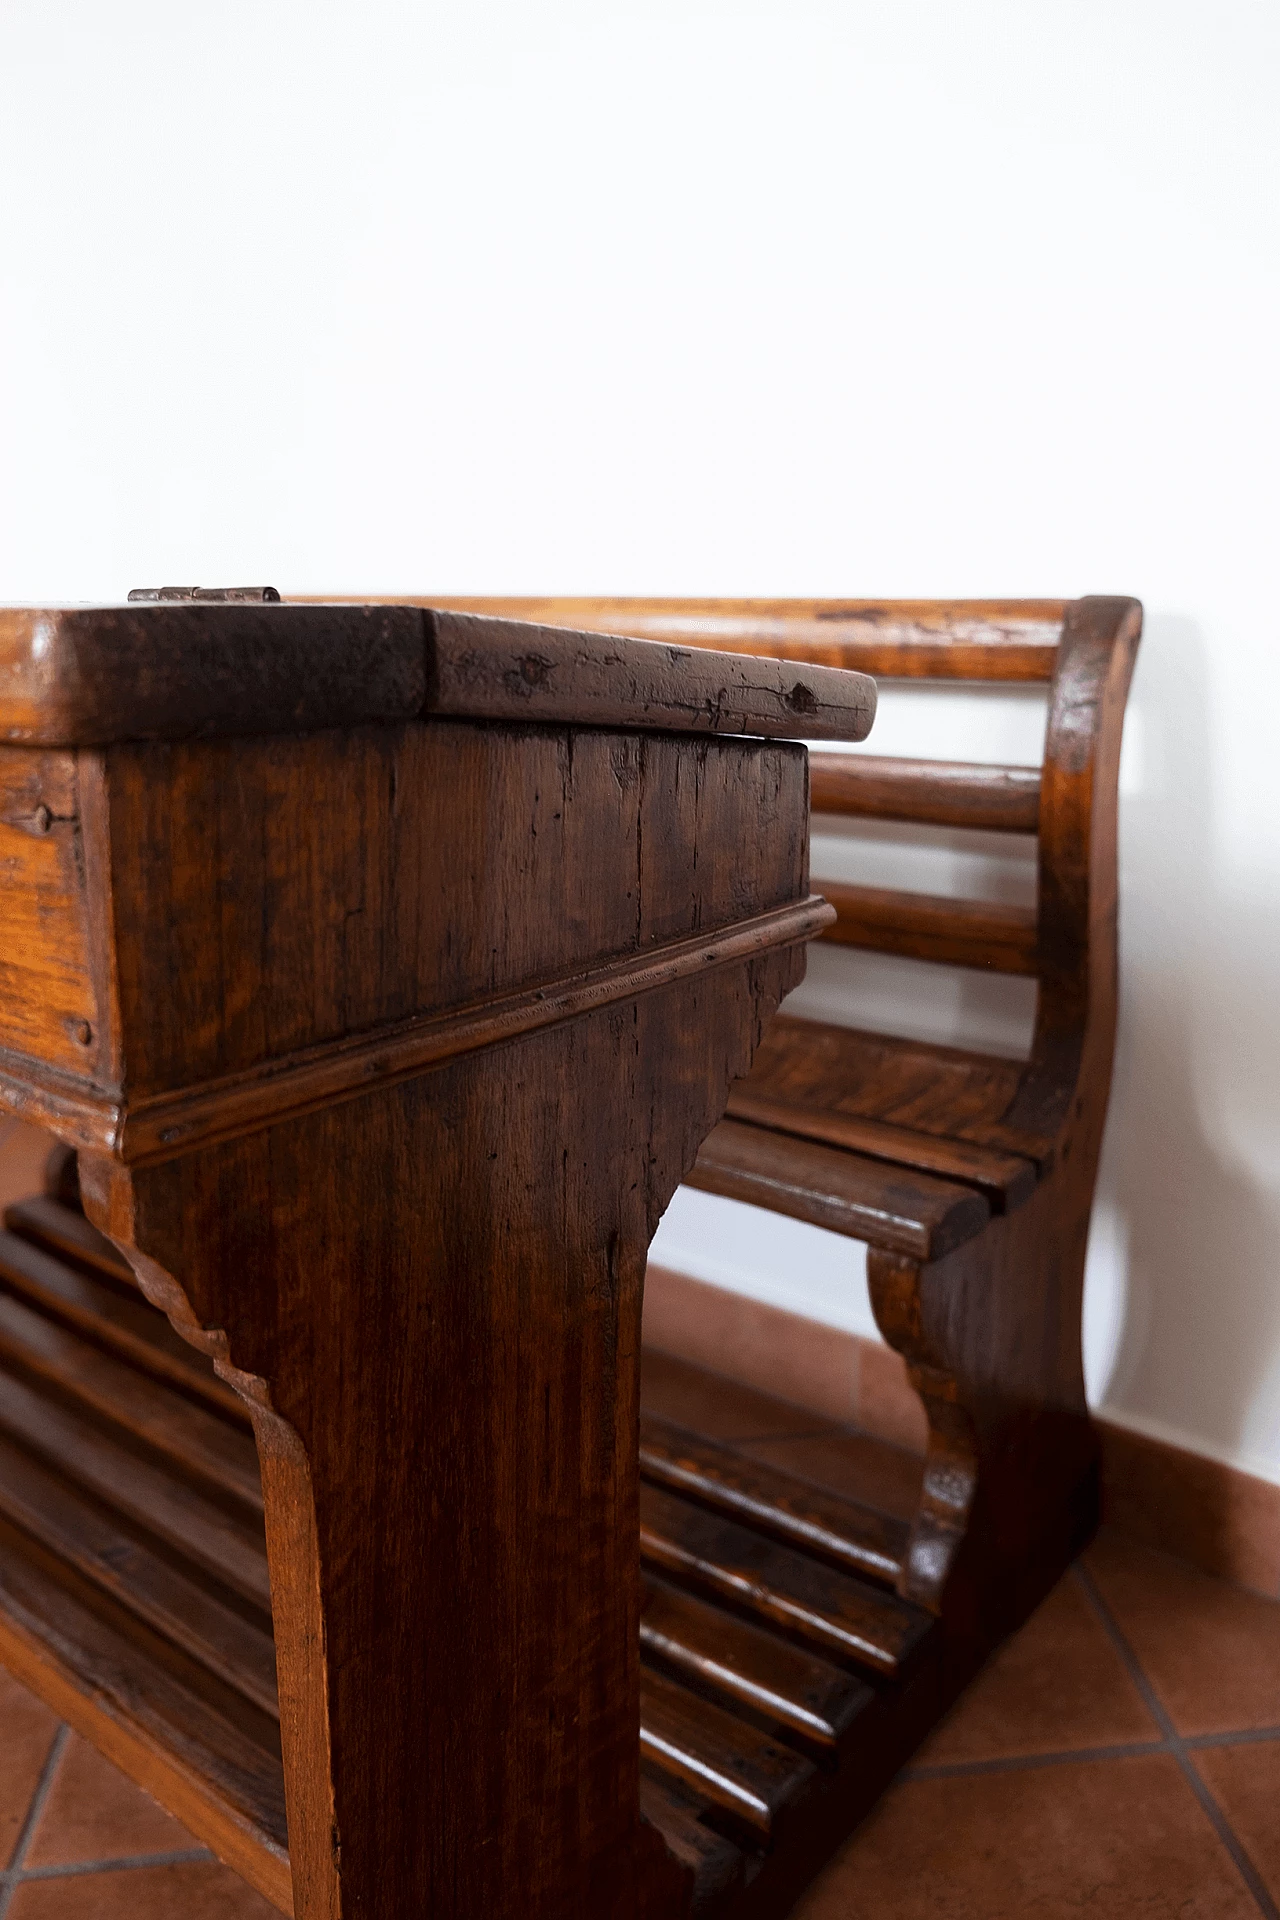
xmin=0 ymin=1369 xmax=271 ymax=1609
xmin=0 ymin=1228 xmax=248 ymax=1424
xmin=640 ymin=1576 xmax=873 ymax=1748
xmin=0 ymin=1515 xmax=290 ymax=1912
xmin=4 ymin=1197 xmax=140 ymax=1291
xmin=819 ymin=882 xmax=1039 ymax=975
xmin=747 ymin=1015 xmax=1045 ymax=1163
xmin=638 ymin=1772 xmax=748 ymax=1911
xmin=809 ymin=753 xmax=1041 ymax=832
xmin=638 ymin=1482 xmax=933 ymax=1677
xmin=639 ymin=1413 xmax=907 ymax=1584
xmin=0 ymin=1428 xmax=278 ymax=1715
xmin=0 ymin=1292 xmax=262 ymax=1514
xmin=639 ymin=1666 xmax=817 ymax=1838
xmin=723 ymin=1086 xmax=1037 ymax=1212
xmin=690 ymin=1119 xmax=991 ymax=1261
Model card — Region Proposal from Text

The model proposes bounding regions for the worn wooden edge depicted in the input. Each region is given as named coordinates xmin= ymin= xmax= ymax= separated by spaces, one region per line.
xmin=0 ymin=605 xmax=875 ymax=746
xmin=0 ymin=1605 xmax=294 ymax=1914
xmin=721 ymin=1086 xmax=1039 ymax=1213
xmin=333 ymin=597 xmax=1070 ymax=683
xmin=689 ymin=1118 xmax=991 ymax=1262
xmin=0 ymin=896 xmax=834 ymax=1166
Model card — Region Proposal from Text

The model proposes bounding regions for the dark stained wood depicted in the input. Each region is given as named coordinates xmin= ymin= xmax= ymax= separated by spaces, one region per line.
xmin=0 ymin=1511 xmax=290 ymax=1911
xmin=0 ymin=599 xmax=883 ymax=1920
xmin=93 ymin=727 xmax=815 ymax=1103
xmin=0 ymin=604 xmax=874 ymax=747
xmin=0 ymin=1291 xmax=261 ymax=1511
xmin=742 ymin=1014 xmax=1044 ymax=1163
xmin=0 ymin=1429 xmax=278 ymax=1713
xmin=639 ymin=1414 xmax=907 ymax=1584
xmin=638 ymin=1774 xmax=747 ymax=1915
xmin=0 ymin=591 xmax=1141 ymax=1920
xmin=640 ymin=1578 xmax=873 ymax=1747
xmin=0 ymin=1367 xmax=271 ymax=1608
xmin=689 ymin=1118 xmax=991 ymax=1261
xmin=409 ymin=598 xmax=1067 ymax=682
xmin=809 ymin=752 xmax=1041 ymax=831
xmin=723 ymin=1086 xmax=1037 ymax=1212
xmin=820 ymin=881 xmax=1040 ymax=974
xmin=638 ymin=1667 xmax=817 ymax=1838
xmin=0 ymin=1227 xmax=247 ymax=1421
xmin=639 ymin=1483 xmax=932 ymax=1676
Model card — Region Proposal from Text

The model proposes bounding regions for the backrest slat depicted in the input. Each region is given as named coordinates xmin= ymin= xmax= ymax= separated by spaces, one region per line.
xmin=821 ymin=884 xmax=1039 ymax=977
xmin=809 ymin=754 xmax=1041 ymax=833
xmin=418 ymin=598 xmax=1067 ymax=684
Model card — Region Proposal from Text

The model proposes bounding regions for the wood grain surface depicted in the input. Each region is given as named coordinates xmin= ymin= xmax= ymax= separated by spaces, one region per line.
xmin=0 ymin=605 xmax=874 ymax=746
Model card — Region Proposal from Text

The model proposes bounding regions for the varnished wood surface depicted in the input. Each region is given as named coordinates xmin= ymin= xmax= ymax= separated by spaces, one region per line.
xmin=0 ymin=1192 xmax=954 ymax=1919
xmin=809 ymin=752 xmax=1041 ymax=832
xmin=743 ymin=1015 xmax=1041 ymax=1163
xmin=821 ymin=881 xmax=1040 ymax=974
xmin=0 ymin=604 xmax=874 ymax=745
xmin=690 ymin=1118 xmax=992 ymax=1261
xmin=0 ymin=591 xmax=1141 ymax=1920
xmin=0 ymin=752 xmax=99 ymax=1078
xmin=385 ymin=597 xmax=1068 ymax=682
xmin=721 ymin=1087 xmax=1038 ymax=1212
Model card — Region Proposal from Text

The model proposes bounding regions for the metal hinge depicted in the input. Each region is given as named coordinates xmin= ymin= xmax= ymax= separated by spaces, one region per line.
xmin=127 ymin=586 xmax=281 ymax=604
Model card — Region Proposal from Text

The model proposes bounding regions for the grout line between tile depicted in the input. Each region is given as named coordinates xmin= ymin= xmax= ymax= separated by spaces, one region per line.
xmin=1074 ymin=1562 xmax=1280 ymax=1920
xmin=1185 ymin=1727 xmax=1280 ymax=1750
xmin=904 ymin=1722 xmax=1280 ymax=1784
xmin=0 ymin=1722 xmax=70 ymax=1920
xmin=903 ymin=1739 xmax=1168 ymax=1781
xmin=11 ymin=1847 xmax=215 ymax=1883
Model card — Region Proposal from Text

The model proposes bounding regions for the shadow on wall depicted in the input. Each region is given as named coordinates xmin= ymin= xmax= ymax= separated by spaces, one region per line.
xmin=1091 ymin=614 xmax=1280 ymax=1476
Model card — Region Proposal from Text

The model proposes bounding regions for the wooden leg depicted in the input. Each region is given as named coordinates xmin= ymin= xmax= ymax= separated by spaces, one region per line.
xmin=868 ymin=1169 xmax=1101 ymax=1638
xmin=81 ymin=959 xmax=798 ymax=1920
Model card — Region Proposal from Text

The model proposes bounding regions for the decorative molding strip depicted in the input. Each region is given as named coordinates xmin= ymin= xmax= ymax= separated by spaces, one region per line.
xmin=0 ymin=897 xmax=833 ymax=1168
xmin=0 ymin=1055 xmax=122 ymax=1158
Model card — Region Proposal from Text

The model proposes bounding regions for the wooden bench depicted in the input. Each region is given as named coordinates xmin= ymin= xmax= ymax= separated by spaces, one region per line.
xmin=0 ymin=594 xmax=1140 ymax=1919
xmin=446 ymin=598 xmax=1142 ymax=1630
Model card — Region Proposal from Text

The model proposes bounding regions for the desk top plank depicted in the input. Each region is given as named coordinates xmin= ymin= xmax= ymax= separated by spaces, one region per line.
xmin=0 ymin=604 xmax=875 ymax=746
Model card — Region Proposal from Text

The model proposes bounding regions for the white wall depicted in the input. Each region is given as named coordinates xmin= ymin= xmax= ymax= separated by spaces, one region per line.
xmin=2 ymin=1 xmax=1278 ymax=1479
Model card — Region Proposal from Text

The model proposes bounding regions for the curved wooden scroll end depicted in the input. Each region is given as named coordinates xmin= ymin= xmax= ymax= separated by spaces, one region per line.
xmin=867 ymin=1248 xmax=977 ymax=1614
xmin=76 ymin=1150 xmax=274 ymax=1412
xmin=77 ymin=1150 xmax=337 ymax=1920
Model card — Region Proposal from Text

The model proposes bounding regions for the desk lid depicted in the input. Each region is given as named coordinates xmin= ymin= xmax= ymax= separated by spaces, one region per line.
xmin=0 ymin=601 xmax=875 ymax=747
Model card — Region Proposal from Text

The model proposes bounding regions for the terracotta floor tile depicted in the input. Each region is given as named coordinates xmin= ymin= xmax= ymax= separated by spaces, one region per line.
xmin=1085 ymin=1527 xmax=1280 ymax=1735
xmin=1193 ymin=1739 xmax=1280 ymax=1904
xmin=915 ymin=1570 xmax=1159 ymax=1765
xmin=790 ymin=1753 xmax=1258 ymax=1920
xmin=641 ymin=1348 xmax=834 ymax=1443
xmin=0 ymin=1669 xmax=60 ymax=1867
xmin=643 ymin=1269 xmax=861 ymax=1424
xmin=8 ymin=1860 xmax=279 ymax=1918
xmin=24 ymin=1734 xmax=196 ymax=1866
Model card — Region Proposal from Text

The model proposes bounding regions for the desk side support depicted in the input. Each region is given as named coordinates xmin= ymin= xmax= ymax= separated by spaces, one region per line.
xmin=0 ymin=700 xmax=838 ymax=1920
